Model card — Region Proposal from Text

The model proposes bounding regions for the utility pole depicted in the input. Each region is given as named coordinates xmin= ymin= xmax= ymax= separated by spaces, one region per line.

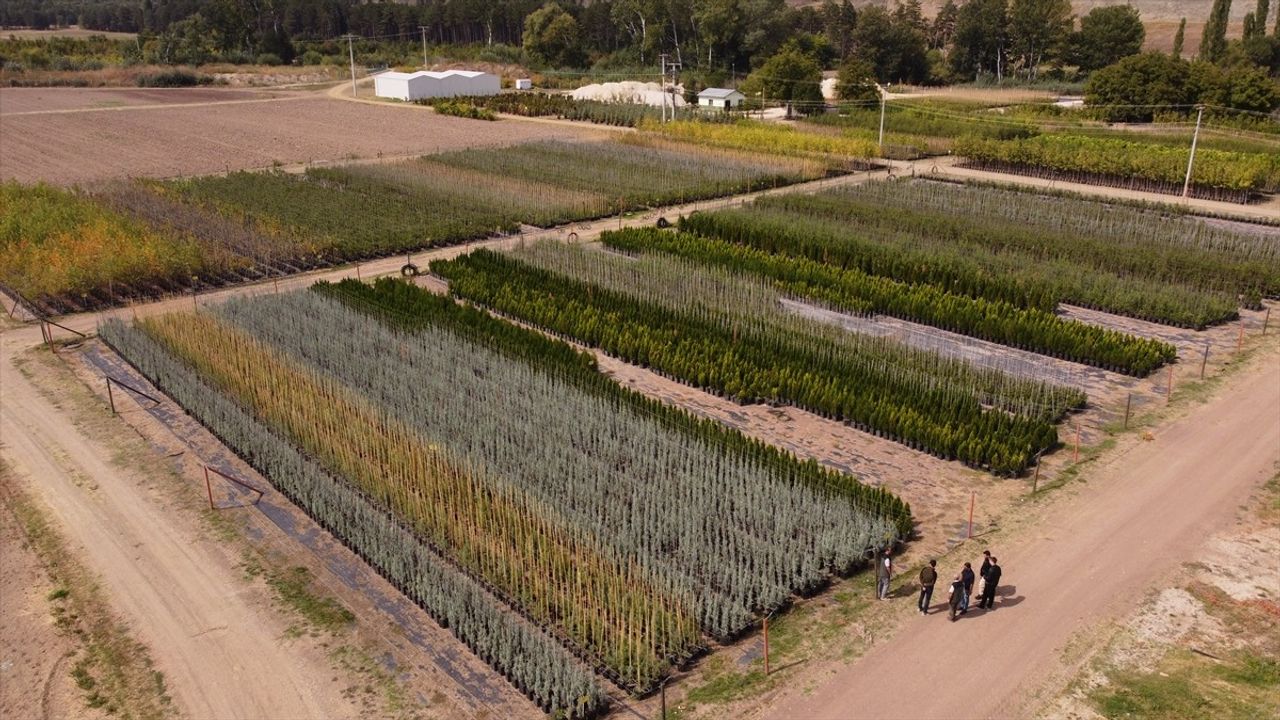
xmin=659 ymin=53 xmax=669 ymax=123
xmin=419 ymin=26 xmax=429 ymax=67
xmin=1182 ymin=104 xmax=1204 ymax=198
xmin=343 ymin=34 xmax=358 ymax=98
xmin=878 ymin=86 xmax=887 ymax=151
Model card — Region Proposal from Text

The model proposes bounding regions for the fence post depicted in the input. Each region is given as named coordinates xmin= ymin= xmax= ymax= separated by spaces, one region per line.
xmin=1237 ymin=322 xmax=1245 ymax=352
xmin=1167 ymin=364 xmax=1175 ymax=401
xmin=204 ymin=466 xmax=215 ymax=510
xmin=967 ymin=492 xmax=975 ymax=539
xmin=1200 ymin=343 xmax=1209 ymax=379
xmin=1264 ymin=307 xmax=1271 ymax=336
xmin=106 ymin=378 xmax=116 ymax=415
xmin=763 ymin=615 xmax=770 ymax=676
xmin=1123 ymin=393 xmax=1132 ymax=430
xmin=1073 ymin=423 xmax=1081 ymax=462
xmin=1032 ymin=459 xmax=1041 ymax=493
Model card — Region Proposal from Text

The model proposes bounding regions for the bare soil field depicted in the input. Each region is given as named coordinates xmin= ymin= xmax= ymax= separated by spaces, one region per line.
xmin=0 ymin=86 xmax=287 ymax=114
xmin=1 ymin=26 xmax=137 ymax=40
xmin=0 ymin=90 xmax=602 ymax=185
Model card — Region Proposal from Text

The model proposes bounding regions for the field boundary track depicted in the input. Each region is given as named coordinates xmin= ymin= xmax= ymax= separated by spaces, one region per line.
xmin=0 ymin=93 xmax=313 ymax=117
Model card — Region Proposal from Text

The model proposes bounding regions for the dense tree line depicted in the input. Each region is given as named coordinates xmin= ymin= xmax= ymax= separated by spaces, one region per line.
xmin=7 ymin=0 xmax=1277 ymax=116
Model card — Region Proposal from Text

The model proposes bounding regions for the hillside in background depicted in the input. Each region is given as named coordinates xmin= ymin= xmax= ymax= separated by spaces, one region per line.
xmin=791 ymin=0 xmax=1258 ymax=53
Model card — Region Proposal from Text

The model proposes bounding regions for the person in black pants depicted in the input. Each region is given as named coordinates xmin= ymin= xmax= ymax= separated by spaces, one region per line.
xmin=978 ymin=558 xmax=1001 ymax=609
xmin=918 ymin=560 xmax=938 ymax=615
xmin=960 ymin=562 xmax=975 ymax=614
xmin=947 ymin=575 xmax=965 ymax=621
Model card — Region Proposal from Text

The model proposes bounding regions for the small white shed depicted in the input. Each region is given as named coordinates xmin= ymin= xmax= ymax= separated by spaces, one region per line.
xmin=373 ymin=69 xmax=501 ymax=101
xmin=698 ymin=88 xmax=745 ymax=110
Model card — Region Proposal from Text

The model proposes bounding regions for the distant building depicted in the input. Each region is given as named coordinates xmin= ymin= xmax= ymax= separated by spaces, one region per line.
xmin=697 ymin=88 xmax=745 ymax=110
xmin=373 ymin=70 xmax=501 ymax=101
xmin=515 ymin=78 xmax=533 ymax=90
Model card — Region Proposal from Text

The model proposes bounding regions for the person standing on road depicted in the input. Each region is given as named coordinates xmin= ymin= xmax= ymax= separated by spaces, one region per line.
xmin=947 ymin=575 xmax=965 ymax=621
xmin=877 ymin=549 xmax=893 ymax=600
xmin=977 ymin=549 xmax=992 ymax=602
xmin=978 ymin=557 xmax=1002 ymax=609
xmin=960 ymin=562 xmax=975 ymax=614
xmin=918 ymin=560 xmax=938 ymax=614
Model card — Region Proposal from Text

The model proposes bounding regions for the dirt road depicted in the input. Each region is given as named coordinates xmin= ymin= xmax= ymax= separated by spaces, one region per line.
xmin=0 ymin=342 xmax=357 ymax=719
xmin=763 ymin=351 xmax=1280 ymax=720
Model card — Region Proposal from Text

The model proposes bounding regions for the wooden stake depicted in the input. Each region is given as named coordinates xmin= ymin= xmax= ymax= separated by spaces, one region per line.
xmin=1237 ymin=322 xmax=1245 ymax=352
xmin=1264 ymin=307 xmax=1271 ymax=336
xmin=967 ymin=492 xmax=975 ymax=538
xmin=763 ymin=616 xmax=770 ymax=676
xmin=1200 ymin=343 xmax=1209 ymax=379
xmin=1032 ymin=459 xmax=1040 ymax=493
xmin=1123 ymin=393 xmax=1132 ymax=430
xmin=1167 ymin=363 xmax=1175 ymax=401
xmin=106 ymin=378 xmax=116 ymax=414
xmin=1073 ymin=423 xmax=1080 ymax=462
xmin=356 ymin=263 xmax=362 ymax=281
xmin=274 ymin=278 xmax=280 ymax=295
xmin=204 ymin=466 xmax=215 ymax=510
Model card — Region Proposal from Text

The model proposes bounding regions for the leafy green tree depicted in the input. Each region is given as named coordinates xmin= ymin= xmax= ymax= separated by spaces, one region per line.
xmin=1172 ymin=17 xmax=1186 ymax=58
xmin=951 ymin=0 xmax=1008 ymax=80
xmin=523 ymin=2 xmax=583 ymax=68
xmin=930 ymin=0 xmax=960 ymax=51
xmin=1199 ymin=0 xmax=1232 ymax=62
xmin=1244 ymin=0 xmax=1269 ymax=38
xmin=835 ymin=58 xmax=880 ymax=105
xmin=1084 ymin=52 xmax=1194 ymax=121
xmin=820 ymin=0 xmax=858 ymax=59
xmin=741 ymin=40 xmax=823 ymax=117
xmin=1224 ymin=64 xmax=1280 ymax=112
xmin=1070 ymin=5 xmax=1145 ymax=72
xmin=851 ymin=5 xmax=929 ymax=84
xmin=1007 ymin=0 xmax=1072 ymax=78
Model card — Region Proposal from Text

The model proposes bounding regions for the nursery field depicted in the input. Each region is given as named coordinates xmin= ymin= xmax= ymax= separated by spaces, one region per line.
xmin=99 ymin=278 xmax=910 ymax=716
xmin=0 ymin=139 xmax=823 ymax=315
xmin=679 ymin=179 xmax=1277 ymax=331
xmin=435 ymin=244 xmax=1084 ymax=476
xmin=426 ymin=178 xmax=1278 ymax=474
xmin=955 ymin=134 xmax=1280 ymax=203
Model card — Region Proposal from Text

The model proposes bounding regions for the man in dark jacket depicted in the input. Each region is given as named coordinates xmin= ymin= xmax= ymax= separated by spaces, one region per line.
xmin=960 ymin=562 xmax=976 ymax=614
xmin=978 ymin=558 xmax=1002 ymax=609
xmin=979 ymin=550 xmax=992 ymax=580
xmin=918 ymin=560 xmax=938 ymax=615
xmin=947 ymin=575 xmax=965 ymax=621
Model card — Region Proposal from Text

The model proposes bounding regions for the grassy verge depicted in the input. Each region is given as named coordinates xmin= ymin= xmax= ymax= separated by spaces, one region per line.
xmin=0 ymin=461 xmax=174 ymax=719
xmin=1086 ymin=474 xmax=1280 ymax=720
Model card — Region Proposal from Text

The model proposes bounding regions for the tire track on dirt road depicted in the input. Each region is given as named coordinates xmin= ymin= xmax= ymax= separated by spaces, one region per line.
xmin=762 ymin=349 xmax=1280 ymax=720
xmin=0 ymin=342 xmax=357 ymax=720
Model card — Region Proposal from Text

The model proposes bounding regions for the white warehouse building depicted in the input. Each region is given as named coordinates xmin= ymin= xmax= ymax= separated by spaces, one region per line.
xmin=373 ymin=69 xmax=500 ymax=101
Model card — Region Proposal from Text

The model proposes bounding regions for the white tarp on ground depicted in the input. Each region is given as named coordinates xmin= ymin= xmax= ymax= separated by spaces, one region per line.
xmin=571 ymin=81 xmax=685 ymax=108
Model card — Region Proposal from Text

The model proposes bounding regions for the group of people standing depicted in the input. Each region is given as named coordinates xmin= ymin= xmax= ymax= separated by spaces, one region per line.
xmin=876 ymin=549 xmax=1003 ymax=621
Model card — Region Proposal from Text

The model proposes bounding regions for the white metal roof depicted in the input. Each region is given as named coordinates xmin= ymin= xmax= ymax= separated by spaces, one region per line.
xmin=698 ymin=87 xmax=744 ymax=99
xmin=376 ymin=69 xmax=494 ymax=81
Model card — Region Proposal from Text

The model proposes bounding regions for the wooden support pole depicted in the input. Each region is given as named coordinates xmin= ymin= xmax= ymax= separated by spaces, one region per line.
xmin=1167 ymin=363 xmax=1175 ymax=401
xmin=1200 ymin=343 xmax=1209 ymax=379
xmin=1123 ymin=393 xmax=1132 ymax=430
xmin=204 ymin=466 xmax=215 ymax=511
xmin=763 ymin=616 xmax=770 ymax=676
xmin=967 ymin=492 xmax=975 ymax=538
xmin=1032 ymin=459 xmax=1040 ymax=493
xmin=273 ymin=278 xmax=280 ymax=295
xmin=191 ymin=288 xmax=198 ymax=313
xmin=1264 ymin=307 xmax=1271 ymax=336
xmin=1073 ymin=423 xmax=1081 ymax=462
xmin=659 ymin=681 xmax=667 ymax=720
xmin=1237 ymin=322 xmax=1245 ymax=352
xmin=106 ymin=378 xmax=116 ymax=415
xmin=356 ymin=263 xmax=362 ymax=281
